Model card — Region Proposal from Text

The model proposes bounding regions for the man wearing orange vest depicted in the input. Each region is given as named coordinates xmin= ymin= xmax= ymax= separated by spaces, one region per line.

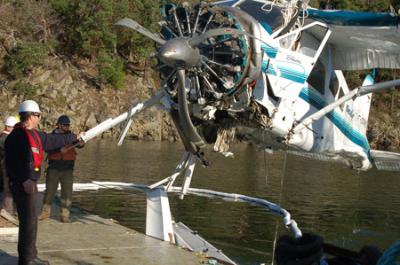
xmin=5 ymin=100 xmax=81 ymax=265
xmin=40 ymin=115 xmax=81 ymax=223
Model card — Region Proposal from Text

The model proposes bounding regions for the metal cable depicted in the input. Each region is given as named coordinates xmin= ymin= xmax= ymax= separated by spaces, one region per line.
xmin=271 ymin=151 xmax=289 ymax=264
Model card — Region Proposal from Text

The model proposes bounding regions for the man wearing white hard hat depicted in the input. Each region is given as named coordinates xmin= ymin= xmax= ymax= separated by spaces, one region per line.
xmin=4 ymin=100 xmax=82 ymax=265
xmin=0 ymin=116 xmax=18 ymax=213
xmin=0 ymin=116 xmax=18 ymax=157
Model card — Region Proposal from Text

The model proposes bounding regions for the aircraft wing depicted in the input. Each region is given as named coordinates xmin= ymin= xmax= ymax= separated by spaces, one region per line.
xmin=288 ymin=149 xmax=400 ymax=171
xmin=305 ymin=9 xmax=400 ymax=70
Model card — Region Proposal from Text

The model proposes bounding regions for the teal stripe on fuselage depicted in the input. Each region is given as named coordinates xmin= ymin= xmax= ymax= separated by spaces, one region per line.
xmin=264 ymin=63 xmax=307 ymax=84
xmin=299 ymin=87 xmax=370 ymax=152
xmin=279 ymin=68 xmax=307 ymax=83
xmin=260 ymin=22 xmax=273 ymax=34
xmin=306 ymin=9 xmax=399 ymax=27
xmin=261 ymin=45 xmax=278 ymax=59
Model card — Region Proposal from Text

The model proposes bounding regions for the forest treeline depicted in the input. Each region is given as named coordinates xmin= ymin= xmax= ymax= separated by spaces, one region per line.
xmin=0 ymin=0 xmax=399 ymax=89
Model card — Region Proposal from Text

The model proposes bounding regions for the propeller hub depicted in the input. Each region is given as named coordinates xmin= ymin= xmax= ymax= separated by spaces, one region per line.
xmin=159 ymin=38 xmax=200 ymax=69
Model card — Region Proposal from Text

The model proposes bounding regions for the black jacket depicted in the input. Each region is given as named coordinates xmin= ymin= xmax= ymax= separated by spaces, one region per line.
xmin=5 ymin=127 xmax=77 ymax=184
xmin=46 ymin=128 xmax=78 ymax=170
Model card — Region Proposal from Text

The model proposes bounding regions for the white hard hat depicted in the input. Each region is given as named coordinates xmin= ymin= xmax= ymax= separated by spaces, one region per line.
xmin=18 ymin=100 xmax=41 ymax=113
xmin=4 ymin=116 xmax=18 ymax=127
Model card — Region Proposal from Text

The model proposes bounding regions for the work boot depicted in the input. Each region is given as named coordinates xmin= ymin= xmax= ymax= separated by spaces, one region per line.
xmin=60 ymin=208 xmax=70 ymax=223
xmin=38 ymin=204 xmax=51 ymax=220
xmin=27 ymin=257 xmax=50 ymax=265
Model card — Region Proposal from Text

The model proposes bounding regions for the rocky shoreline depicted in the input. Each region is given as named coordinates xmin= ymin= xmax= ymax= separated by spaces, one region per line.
xmin=0 ymin=57 xmax=180 ymax=142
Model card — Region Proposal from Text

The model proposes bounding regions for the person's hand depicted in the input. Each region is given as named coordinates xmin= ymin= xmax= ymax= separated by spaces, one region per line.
xmin=23 ymin=179 xmax=37 ymax=194
xmin=78 ymin=132 xmax=86 ymax=141
xmin=76 ymin=132 xmax=86 ymax=148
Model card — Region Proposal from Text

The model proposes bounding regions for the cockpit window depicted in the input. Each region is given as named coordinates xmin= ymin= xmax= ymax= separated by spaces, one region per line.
xmin=307 ymin=60 xmax=325 ymax=95
xmin=238 ymin=0 xmax=284 ymax=34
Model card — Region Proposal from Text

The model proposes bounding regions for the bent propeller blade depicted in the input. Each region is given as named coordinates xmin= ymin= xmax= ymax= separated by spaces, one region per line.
xmin=115 ymin=18 xmax=166 ymax=45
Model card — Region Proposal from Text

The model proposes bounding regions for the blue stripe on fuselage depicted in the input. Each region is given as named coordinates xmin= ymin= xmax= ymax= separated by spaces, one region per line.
xmin=306 ymin=9 xmax=399 ymax=27
xmin=264 ymin=65 xmax=307 ymax=84
xmin=261 ymin=45 xmax=278 ymax=59
xmin=299 ymin=87 xmax=370 ymax=152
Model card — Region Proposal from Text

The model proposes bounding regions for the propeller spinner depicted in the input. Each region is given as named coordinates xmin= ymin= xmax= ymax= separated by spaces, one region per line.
xmin=159 ymin=38 xmax=200 ymax=69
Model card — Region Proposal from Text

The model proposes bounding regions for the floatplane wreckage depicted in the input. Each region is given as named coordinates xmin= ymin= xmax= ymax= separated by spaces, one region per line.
xmin=72 ymin=0 xmax=400 ymax=263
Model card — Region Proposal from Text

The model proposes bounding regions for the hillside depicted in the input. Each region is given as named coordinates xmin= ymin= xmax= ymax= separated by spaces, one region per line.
xmin=0 ymin=0 xmax=399 ymax=150
xmin=0 ymin=0 xmax=180 ymax=141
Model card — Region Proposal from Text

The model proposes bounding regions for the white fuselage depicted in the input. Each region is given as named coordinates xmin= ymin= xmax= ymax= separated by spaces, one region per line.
xmin=251 ymin=19 xmax=372 ymax=170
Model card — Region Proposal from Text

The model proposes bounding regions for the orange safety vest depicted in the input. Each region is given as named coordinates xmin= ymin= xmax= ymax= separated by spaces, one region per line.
xmin=47 ymin=144 xmax=77 ymax=161
xmin=14 ymin=123 xmax=44 ymax=172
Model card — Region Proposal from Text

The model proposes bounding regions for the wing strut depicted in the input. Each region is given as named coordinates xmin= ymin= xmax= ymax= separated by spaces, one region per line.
xmin=293 ymin=79 xmax=400 ymax=133
xmin=80 ymin=91 xmax=164 ymax=143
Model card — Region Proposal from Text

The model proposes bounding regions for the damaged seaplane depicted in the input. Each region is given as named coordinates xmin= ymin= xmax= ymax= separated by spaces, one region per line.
xmin=70 ymin=0 xmax=400 ymax=263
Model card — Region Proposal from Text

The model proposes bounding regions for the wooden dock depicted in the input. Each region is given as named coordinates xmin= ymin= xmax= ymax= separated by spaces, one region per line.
xmin=0 ymin=208 xmax=203 ymax=265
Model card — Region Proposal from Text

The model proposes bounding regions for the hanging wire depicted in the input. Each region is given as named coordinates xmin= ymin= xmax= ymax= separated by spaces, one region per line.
xmin=262 ymin=0 xmax=311 ymax=30
xmin=271 ymin=150 xmax=289 ymax=264
xmin=263 ymin=131 xmax=269 ymax=186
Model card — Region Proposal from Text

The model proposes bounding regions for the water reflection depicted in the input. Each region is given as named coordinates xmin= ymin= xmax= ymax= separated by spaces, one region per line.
xmin=72 ymin=140 xmax=400 ymax=265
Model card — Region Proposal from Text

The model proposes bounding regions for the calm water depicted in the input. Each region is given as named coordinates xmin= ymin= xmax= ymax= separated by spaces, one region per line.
xmin=71 ymin=140 xmax=400 ymax=265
